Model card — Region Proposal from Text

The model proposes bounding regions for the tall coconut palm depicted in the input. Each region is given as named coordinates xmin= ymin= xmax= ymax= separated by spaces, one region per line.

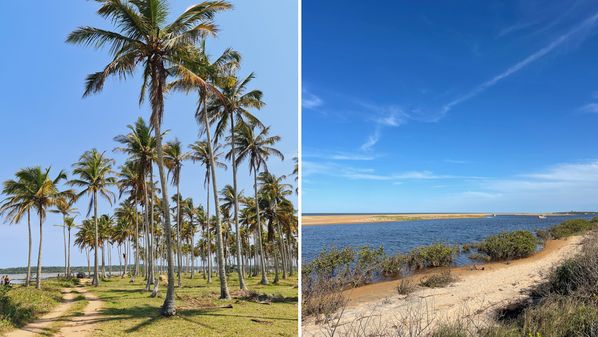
xmin=164 ymin=139 xmax=190 ymax=287
xmin=70 ymin=149 xmax=116 ymax=286
xmin=213 ymin=72 xmax=264 ymax=290
xmin=169 ymin=43 xmax=240 ymax=300
xmin=75 ymin=219 xmax=96 ymax=277
xmin=3 ymin=167 xmax=72 ymax=289
xmin=258 ymin=172 xmax=292 ymax=280
xmin=0 ymin=169 xmax=39 ymax=286
xmin=114 ymin=118 xmax=157 ymax=287
xmin=52 ymin=196 xmax=78 ymax=278
xmin=68 ymin=0 xmax=232 ymax=314
xmin=232 ymin=122 xmax=283 ymax=284
xmin=189 ymin=140 xmax=226 ymax=284
xmin=115 ymin=160 xmax=144 ymax=280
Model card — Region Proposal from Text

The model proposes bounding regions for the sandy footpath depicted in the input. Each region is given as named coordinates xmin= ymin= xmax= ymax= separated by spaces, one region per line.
xmin=302 ymin=236 xmax=584 ymax=336
xmin=4 ymin=286 xmax=103 ymax=337
xmin=302 ymin=214 xmax=491 ymax=226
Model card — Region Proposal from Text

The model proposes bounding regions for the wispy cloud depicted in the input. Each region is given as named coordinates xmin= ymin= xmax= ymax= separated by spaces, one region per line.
xmin=441 ymin=12 xmax=598 ymax=117
xmin=580 ymin=102 xmax=598 ymax=113
xmin=361 ymin=127 xmax=381 ymax=151
xmin=302 ymin=88 xmax=323 ymax=109
xmin=303 ymin=150 xmax=376 ymax=161
xmin=360 ymin=105 xmax=409 ymax=151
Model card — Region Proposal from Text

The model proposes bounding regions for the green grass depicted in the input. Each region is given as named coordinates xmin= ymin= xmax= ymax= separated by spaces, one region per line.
xmin=0 ymin=278 xmax=78 ymax=335
xmin=91 ymin=272 xmax=298 ymax=337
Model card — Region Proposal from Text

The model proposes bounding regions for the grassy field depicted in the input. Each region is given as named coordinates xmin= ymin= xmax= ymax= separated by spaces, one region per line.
xmin=0 ymin=278 xmax=78 ymax=335
xmin=91 ymin=273 xmax=298 ymax=337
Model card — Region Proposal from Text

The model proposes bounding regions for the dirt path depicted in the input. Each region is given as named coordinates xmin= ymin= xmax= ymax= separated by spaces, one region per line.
xmin=302 ymin=236 xmax=584 ymax=336
xmin=4 ymin=287 xmax=103 ymax=337
xmin=54 ymin=288 xmax=104 ymax=337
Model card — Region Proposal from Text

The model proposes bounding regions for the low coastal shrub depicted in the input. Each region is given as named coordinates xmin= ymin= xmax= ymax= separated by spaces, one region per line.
xmin=475 ymin=230 xmax=538 ymax=261
xmin=352 ymin=246 xmax=385 ymax=286
xmin=381 ymin=253 xmax=407 ymax=277
xmin=396 ymin=279 xmax=415 ymax=295
xmin=548 ymin=219 xmax=598 ymax=239
xmin=407 ymin=243 xmax=458 ymax=270
xmin=419 ymin=270 xmax=456 ymax=288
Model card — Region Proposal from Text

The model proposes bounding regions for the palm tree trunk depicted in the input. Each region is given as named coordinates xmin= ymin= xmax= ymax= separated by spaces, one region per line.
xmin=253 ymin=172 xmax=268 ymax=285
xmin=26 ymin=210 xmax=32 ymax=287
xmin=190 ymin=227 xmax=195 ymax=279
xmin=150 ymin=66 xmax=176 ymax=315
xmin=67 ymin=227 xmax=71 ymax=277
xmin=200 ymin=98 xmax=230 ymax=300
xmin=93 ymin=193 xmax=100 ymax=286
xmin=229 ymin=113 xmax=246 ymax=290
xmin=176 ymin=183 xmax=182 ymax=287
xmin=63 ymin=216 xmax=67 ymax=277
xmin=135 ymin=196 xmax=140 ymax=278
xmin=206 ymin=174 xmax=213 ymax=283
xmin=36 ymin=212 xmax=43 ymax=289
xmin=86 ymin=248 xmax=90 ymax=277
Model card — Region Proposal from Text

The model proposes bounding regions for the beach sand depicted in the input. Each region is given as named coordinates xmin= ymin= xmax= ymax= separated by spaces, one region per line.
xmin=302 ymin=236 xmax=584 ymax=336
xmin=302 ymin=213 xmax=491 ymax=226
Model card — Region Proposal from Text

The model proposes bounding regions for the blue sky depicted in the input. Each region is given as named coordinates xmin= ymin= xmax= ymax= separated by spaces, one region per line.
xmin=0 ymin=0 xmax=297 ymax=268
xmin=302 ymin=0 xmax=598 ymax=214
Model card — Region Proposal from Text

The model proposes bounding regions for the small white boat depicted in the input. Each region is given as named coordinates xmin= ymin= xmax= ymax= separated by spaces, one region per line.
xmin=538 ymin=215 xmax=546 ymax=219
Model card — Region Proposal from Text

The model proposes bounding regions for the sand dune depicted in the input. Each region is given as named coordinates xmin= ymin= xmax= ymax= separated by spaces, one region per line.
xmin=302 ymin=213 xmax=490 ymax=226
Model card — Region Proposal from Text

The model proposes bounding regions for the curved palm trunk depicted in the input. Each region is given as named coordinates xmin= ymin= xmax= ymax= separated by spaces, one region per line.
xmin=93 ymin=193 xmax=100 ymax=286
xmin=206 ymin=177 xmax=212 ymax=283
xmin=190 ymin=217 xmax=195 ymax=279
xmin=176 ymin=184 xmax=182 ymax=287
xmin=26 ymin=210 xmax=32 ymax=287
xmin=229 ymin=113 xmax=246 ymax=290
xmin=36 ymin=212 xmax=43 ymax=289
xmin=253 ymin=172 xmax=268 ymax=285
xmin=201 ymin=98 xmax=230 ymax=300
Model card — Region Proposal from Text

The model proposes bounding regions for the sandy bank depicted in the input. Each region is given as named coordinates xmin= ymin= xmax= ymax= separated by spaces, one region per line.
xmin=302 ymin=236 xmax=584 ymax=336
xmin=302 ymin=213 xmax=490 ymax=226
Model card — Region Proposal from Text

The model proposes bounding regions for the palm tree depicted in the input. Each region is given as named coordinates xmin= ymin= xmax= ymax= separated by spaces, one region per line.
xmin=170 ymin=43 xmax=241 ymax=300
xmin=52 ymin=195 xmax=78 ymax=277
xmin=213 ymin=72 xmax=264 ymax=290
xmin=70 ymin=149 xmax=116 ymax=286
xmin=259 ymin=172 xmax=293 ymax=280
xmin=114 ymin=117 xmax=157 ymax=288
xmin=68 ymin=0 xmax=232 ymax=315
xmin=0 ymin=169 xmax=38 ymax=286
xmin=189 ymin=140 xmax=226 ymax=284
xmin=64 ymin=217 xmax=77 ymax=277
xmin=75 ymin=219 xmax=96 ymax=277
xmin=232 ymin=122 xmax=283 ymax=284
xmin=3 ymin=167 xmax=72 ymax=289
xmin=164 ymin=139 xmax=190 ymax=287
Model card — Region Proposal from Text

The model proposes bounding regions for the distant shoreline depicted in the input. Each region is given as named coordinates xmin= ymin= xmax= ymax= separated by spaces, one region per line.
xmin=301 ymin=212 xmax=585 ymax=226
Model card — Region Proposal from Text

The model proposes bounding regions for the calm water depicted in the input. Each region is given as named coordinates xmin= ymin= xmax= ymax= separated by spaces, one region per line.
xmin=2 ymin=273 xmax=57 ymax=285
xmin=302 ymin=215 xmax=594 ymax=265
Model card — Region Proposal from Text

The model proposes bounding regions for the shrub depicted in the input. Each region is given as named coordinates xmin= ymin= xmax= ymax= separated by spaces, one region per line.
xmin=419 ymin=270 xmax=457 ymax=288
xmin=548 ymin=219 xmax=597 ymax=239
xmin=407 ymin=243 xmax=458 ymax=270
xmin=353 ymin=246 xmax=385 ymax=286
xmin=521 ymin=297 xmax=598 ymax=337
xmin=476 ymin=230 xmax=538 ymax=261
xmin=396 ymin=279 xmax=415 ymax=295
xmin=381 ymin=253 xmax=406 ymax=277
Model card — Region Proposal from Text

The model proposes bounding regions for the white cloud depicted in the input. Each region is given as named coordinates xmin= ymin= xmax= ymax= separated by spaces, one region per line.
xmin=580 ymin=103 xmax=598 ymax=113
xmin=302 ymin=89 xmax=323 ymax=109
xmin=360 ymin=128 xmax=380 ymax=151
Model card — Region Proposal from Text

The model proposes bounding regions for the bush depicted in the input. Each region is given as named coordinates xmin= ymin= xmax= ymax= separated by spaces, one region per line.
xmin=352 ymin=246 xmax=385 ymax=286
xmin=548 ymin=219 xmax=597 ymax=239
xmin=419 ymin=270 xmax=457 ymax=288
xmin=381 ymin=253 xmax=406 ymax=277
xmin=407 ymin=243 xmax=458 ymax=270
xmin=520 ymin=297 xmax=598 ymax=337
xmin=396 ymin=279 xmax=415 ymax=295
xmin=476 ymin=230 xmax=538 ymax=261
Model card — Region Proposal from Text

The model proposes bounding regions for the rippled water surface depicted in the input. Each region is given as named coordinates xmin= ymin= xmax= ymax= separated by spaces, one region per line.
xmin=302 ymin=215 xmax=594 ymax=264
